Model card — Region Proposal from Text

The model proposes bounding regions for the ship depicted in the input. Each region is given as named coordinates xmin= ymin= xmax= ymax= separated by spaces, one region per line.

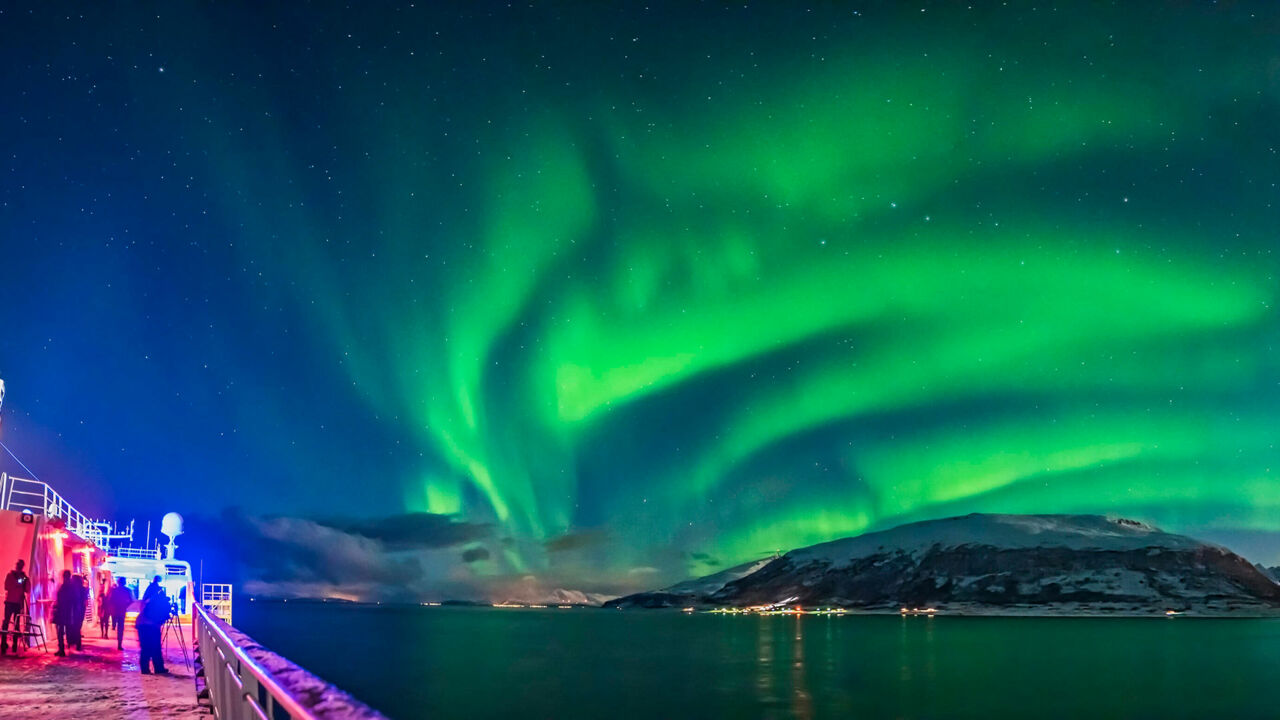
xmin=0 ymin=473 xmax=196 ymax=629
xmin=0 ymin=377 xmax=386 ymax=719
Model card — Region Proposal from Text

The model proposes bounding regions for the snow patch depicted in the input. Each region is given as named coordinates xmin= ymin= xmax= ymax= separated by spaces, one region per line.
xmin=664 ymin=558 xmax=774 ymax=595
xmin=788 ymin=514 xmax=1211 ymax=569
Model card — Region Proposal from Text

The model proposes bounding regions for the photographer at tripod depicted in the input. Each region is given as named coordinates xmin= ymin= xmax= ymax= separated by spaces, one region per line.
xmin=1 ymin=558 xmax=29 ymax=655
xmin=136 ymin=575 xmax=171 ymax=675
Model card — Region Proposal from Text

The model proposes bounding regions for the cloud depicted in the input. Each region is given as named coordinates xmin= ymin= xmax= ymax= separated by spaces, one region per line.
xmin=322 ymin=512 xmax=492 ymax=550
xmin=184 ymin=510 xmax=634 ymax=604
xmin=461 ymin=547 xmax=490 ymax=563
xmin=246 ymin=515 xmax=427 ymax=586
xmin=544 ymin=529 xmax=609 ymax=553
xmin=184 ymin=509 xmax=493 ymax=600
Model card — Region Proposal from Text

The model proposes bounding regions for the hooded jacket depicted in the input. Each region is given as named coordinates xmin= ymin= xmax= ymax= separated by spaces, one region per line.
xmin=3 ymin=569 xmax=28 ymax=605
xmin=54 ymin=580 xmax=80 ymax=625
xmin=108 ymin=584 xmax=134 ymax=617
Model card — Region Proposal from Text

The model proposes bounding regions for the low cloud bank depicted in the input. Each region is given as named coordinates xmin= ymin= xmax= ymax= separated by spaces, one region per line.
xmin=183 ymin=509 xmax=628 ymax=604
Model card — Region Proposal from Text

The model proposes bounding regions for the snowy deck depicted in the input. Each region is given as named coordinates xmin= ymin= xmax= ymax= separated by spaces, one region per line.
xmin=0 ymin=621 xmax=207 ymax=719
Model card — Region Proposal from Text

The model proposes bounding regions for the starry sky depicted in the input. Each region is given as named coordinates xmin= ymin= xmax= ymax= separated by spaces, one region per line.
xmin=1 ymin=2 xmax=1278 ymax=597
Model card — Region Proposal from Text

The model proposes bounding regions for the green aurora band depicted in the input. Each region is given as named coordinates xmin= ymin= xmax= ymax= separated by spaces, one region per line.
xmin=175 ymin=3 xmax=1277 ymax=581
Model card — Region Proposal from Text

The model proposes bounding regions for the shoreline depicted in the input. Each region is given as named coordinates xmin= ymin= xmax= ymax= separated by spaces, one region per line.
xmin=662 ymin=604 xmax=1280 ymax=618
xmin=244 ymin=597 xmax=1280 ymax=618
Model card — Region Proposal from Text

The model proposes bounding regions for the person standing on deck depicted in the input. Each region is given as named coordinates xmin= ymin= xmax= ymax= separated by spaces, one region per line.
xmin=53 ymin=570 xmax=76 ymax=656
xmin=136 ymin=580 xmax=170 ymax=675
xmin=108 ymin=577 xmax=134 ymax=650
xmin=69 ymin=574 xmax=87 ymax=651
xmin=97 ymin=578 xmax=110 ymax=638
xmin=1 ymin=559 xmax=30 ymax=655
xmin=143 ymin=574 xmax=163 ymax=602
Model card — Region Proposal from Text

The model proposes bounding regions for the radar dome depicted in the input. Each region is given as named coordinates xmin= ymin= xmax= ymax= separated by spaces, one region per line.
xmin=161 ymin=512 xmax=184 ymax=539
xmin=160 ymin=512 xmax=184 ymax=559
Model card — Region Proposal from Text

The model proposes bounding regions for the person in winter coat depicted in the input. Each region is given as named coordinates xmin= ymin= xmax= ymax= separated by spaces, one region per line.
xmin=136 ymin=579 xmax=170 ymax=674
xmin=1 ymin=559 xmax=30 ymax=655
xmin=142 ymin=575 xmax=163 ymax=602
xmin=53 ymin=570 xmax=77 ymax=656
xmin=97 ymin=579 xmax=110 ymax=638
xmin=108 ymin=578 xmax=135 ymax=650
xmin=69 ymin=574 xmax=87 ymax=651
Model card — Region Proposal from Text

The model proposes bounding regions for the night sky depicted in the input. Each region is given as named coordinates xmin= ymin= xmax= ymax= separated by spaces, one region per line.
xmin=2 ymin=2 xmax=1278 ymax=599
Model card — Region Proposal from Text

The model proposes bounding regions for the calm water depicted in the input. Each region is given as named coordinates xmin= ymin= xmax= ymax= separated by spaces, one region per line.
xmin=234 ymin=603 xmax=1280 ymax=719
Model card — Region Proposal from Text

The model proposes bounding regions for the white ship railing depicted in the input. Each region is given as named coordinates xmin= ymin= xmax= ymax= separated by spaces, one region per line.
xmin=201 ymin=583 xmax=234 ymax=625
xmin=194 ymin=602 xmax=387 ymax=720
xmin=0 ymin=472 xmax=103 ymax=546
xmin=112 ymin=547 xmax=161 ymax=559
xmin=195 ymin=602 xmax=317 ymax=720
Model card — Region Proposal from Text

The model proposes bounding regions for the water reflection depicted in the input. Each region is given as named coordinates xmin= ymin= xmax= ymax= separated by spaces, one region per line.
xmin=755 ymin=616 xmax=776 ymax=707
xmin=898 ymin=614 xmax=914 ymax=713
xmin=899 ymin=614 xmax=913 ymax=684
xmin=236 ymin=605 xmax=1280 ymax=719
xmin=923 ymin=615 xmax=937 ymax=686
xmin=896 ymin=613 xmax=939 ymax=716
xmin=752 ymin=615 xmax=813 ymax=719
xmin=790 ymin=616 xmax=812 ymax=720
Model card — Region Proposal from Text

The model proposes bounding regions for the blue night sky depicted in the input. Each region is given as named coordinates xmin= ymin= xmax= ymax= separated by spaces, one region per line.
xmin=2 ymin=2 xmax=1278 ymax=600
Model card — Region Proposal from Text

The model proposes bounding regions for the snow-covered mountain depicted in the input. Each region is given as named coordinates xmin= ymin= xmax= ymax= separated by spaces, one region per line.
xmin=607 ymin=514 xmax=1280 ymax=613
xmin=603 ymin=558 xmax=775 ymax=608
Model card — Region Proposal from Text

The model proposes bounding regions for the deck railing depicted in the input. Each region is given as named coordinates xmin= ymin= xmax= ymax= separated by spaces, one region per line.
xmin=0 ymin=472 xmax=103 ymax=545
xmin=112 ymin=546 xmax=162 ymax=559
xmin=201 ymin=583 xmax=234 ymax=625
xmin=195 ymin=602 xmax=319 ymax=720
xmin=194 ymin=602 xmax=387 ymax=720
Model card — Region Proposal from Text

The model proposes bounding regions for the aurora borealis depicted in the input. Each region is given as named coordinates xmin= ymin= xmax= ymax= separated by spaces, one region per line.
xmin=1 ymin=2 xmax=1278 ymax=595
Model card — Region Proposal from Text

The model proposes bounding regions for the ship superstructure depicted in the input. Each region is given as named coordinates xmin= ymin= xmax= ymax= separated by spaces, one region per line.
xmin=0 ymin=378 xmax=378 ymax=720
xmin=100 ymin=514 xmax=196 ymax=617
xmin=0 ymin=472 xmax=195 ymax=627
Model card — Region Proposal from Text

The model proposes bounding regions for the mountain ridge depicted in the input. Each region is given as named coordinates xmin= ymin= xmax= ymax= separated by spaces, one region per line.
xmin=606 ymin=513 xmax=1280 ymax=614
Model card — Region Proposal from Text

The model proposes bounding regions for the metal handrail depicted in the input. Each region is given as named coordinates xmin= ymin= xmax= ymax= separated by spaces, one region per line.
xmin=0 ymin=474 xmax=103 ymax=546
xmin=195 ymin=602 xmax=325 ymax=720
xmin=111 ymin=547 xmax=161 ymax=559
xmin=201 ymin=584 xmax=234 ymax=625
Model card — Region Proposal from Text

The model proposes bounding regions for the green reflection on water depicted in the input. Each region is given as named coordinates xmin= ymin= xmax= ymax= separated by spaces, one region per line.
xmin=237 ymin=604 xmax=1280 ymax=719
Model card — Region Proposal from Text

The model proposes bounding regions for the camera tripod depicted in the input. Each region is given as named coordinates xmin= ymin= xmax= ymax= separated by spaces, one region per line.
xmin=161 ymin=601 xmax=191 ymax=671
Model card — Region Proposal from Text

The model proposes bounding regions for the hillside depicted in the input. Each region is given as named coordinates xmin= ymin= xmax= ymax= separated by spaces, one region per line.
xmin=606 ymin=514 xmax=1280 ymax=614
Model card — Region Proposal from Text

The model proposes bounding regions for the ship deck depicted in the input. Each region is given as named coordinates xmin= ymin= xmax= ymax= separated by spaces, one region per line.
xmin=0 ymin=620 xmax=207 ymax=719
